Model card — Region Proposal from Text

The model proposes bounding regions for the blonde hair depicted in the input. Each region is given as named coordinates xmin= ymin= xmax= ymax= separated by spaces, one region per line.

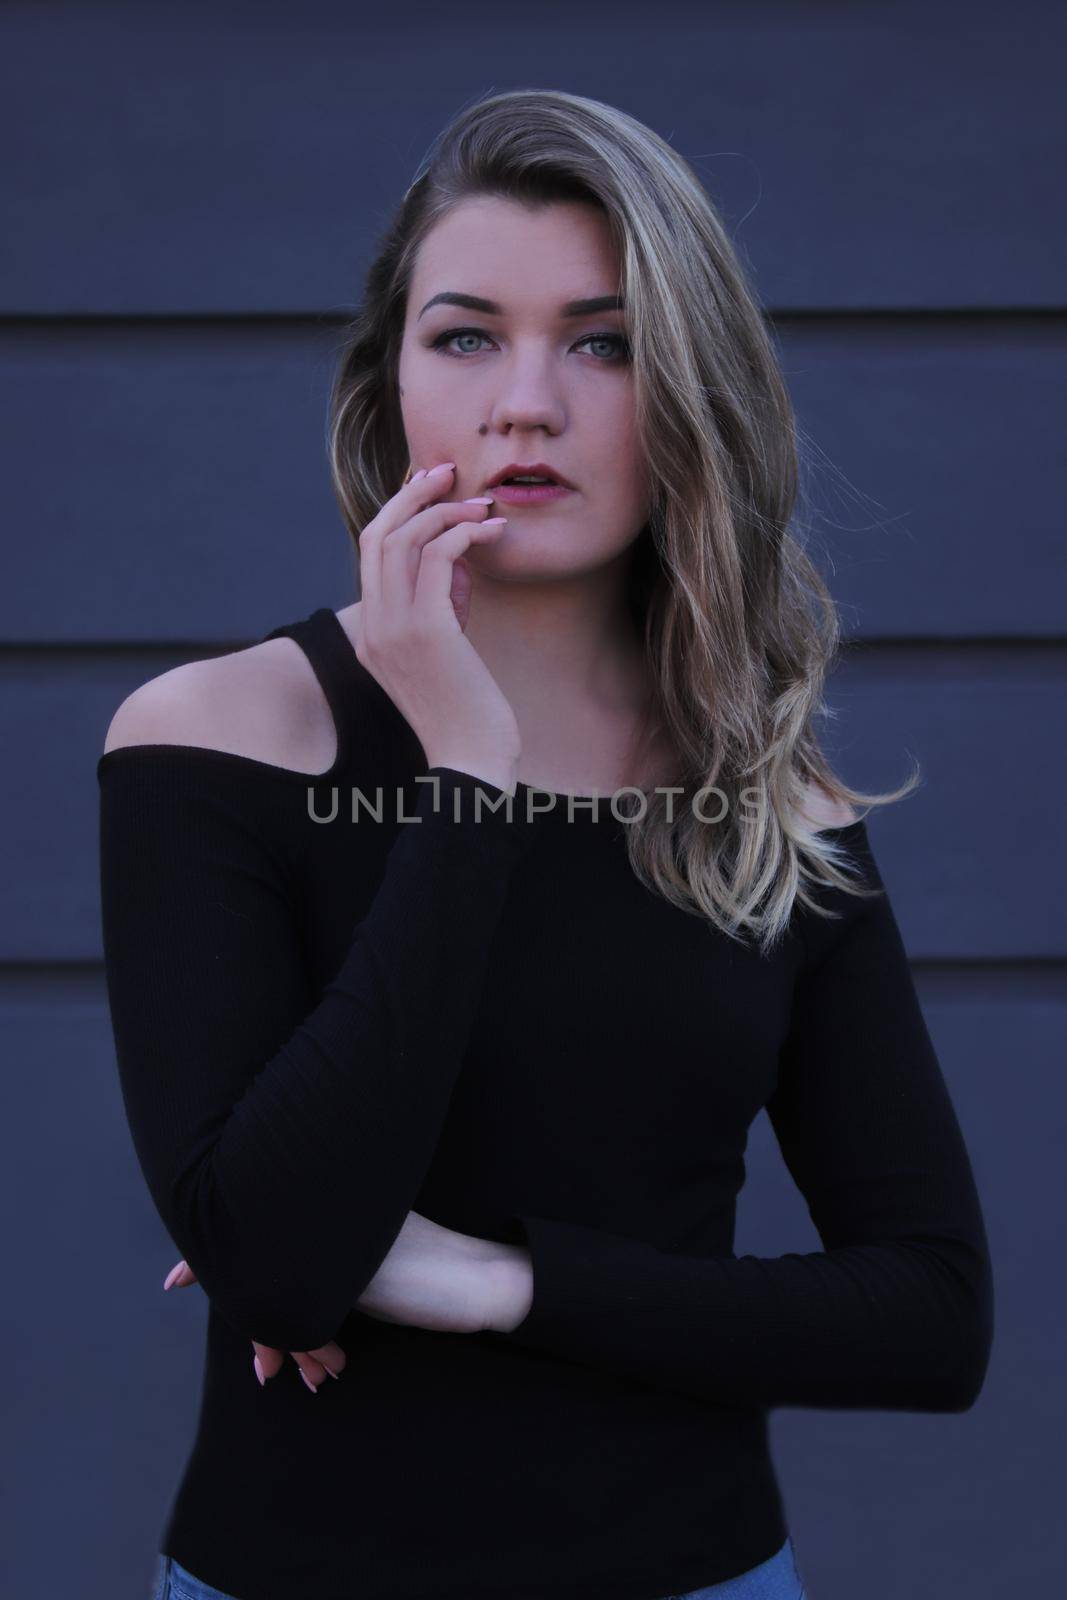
xmin=327 ymin=88 xmax=917 ymax=954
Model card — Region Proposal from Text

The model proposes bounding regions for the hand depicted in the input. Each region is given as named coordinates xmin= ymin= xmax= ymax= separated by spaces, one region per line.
xmin=160 ymin=1209 xmax=505 ymax=1390
xmin=162 ymin=1260 xmax=347 ymax=1393
xmin=355 ymin=462 xmax=521 ymax=788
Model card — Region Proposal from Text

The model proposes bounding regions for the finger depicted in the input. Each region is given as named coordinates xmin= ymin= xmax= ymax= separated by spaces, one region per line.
xmin=450 ymin=556 xmax=473 ymax=633
xmin=358 ymin=464 xmax=438 ymax=610
xmin=163 ymin=1259 xmax=197 ymax=1291
xmin=307 ymin=1340 xmax=347 ymax=1379
xmin=378 ymin=495 xmax=493 ymax=614
xmin=289 ymin=1344 xmax=345 ymax=1390
xmin=251 ymin=1342 xmax=285 ymax=1385
xmin=413 ymin=518 xmax=507 ymax=619
xmin=290 ymin=1353 xmax=326 ymax=1392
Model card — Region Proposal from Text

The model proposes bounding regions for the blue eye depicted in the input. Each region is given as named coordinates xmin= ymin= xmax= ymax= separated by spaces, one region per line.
xmin=429 ymin=327 xmax=631 ymax=363
xmin=576 ymin=332 xmax=631 ymax=362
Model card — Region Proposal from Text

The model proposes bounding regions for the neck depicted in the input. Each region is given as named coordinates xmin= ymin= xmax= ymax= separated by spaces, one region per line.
xmin=463 ymin=563 xmax=666 ymax=791
xmin=466 ymin=569 xmax=647 ymax=715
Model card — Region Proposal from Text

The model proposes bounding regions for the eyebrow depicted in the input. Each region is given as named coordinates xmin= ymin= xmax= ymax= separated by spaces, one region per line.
xmin=417 ymin=292 xmax=625 ymax=321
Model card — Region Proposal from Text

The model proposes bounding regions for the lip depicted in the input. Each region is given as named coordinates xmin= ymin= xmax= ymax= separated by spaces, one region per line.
xmin=485 ymin=461 xmax=577 ymax=491
xmin=490 ymin=483 xmax=574 ymax=506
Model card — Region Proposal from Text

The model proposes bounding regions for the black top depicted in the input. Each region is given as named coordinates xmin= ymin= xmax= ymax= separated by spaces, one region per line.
xmin=97 ymin=605 xmax=994 ymax=1600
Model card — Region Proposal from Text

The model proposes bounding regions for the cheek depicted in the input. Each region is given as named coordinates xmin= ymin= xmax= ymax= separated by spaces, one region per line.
xmin=600 ymin=394 xmax=647 ymax=499
xmin=603 ymin=439 xmax=651 ymax=522
xmin=396 ymin=344 xmax=443 ymax=414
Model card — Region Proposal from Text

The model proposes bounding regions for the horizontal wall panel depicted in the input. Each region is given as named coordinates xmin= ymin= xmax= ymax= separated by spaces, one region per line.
xmin=1 ymin=2 xmax=1063 ymax=314
xmin=1 ymin=646 xmax=1062 ymax=962
xmin=0 ymin=323 xmax=354 ymax=638
xmin=0 ymin=999 xmax=202 ymax=1598
xmin=1 ymin=318 xmax=1062 ymax=640
xmin=782 ymin=317 xmax=1067 ymax=639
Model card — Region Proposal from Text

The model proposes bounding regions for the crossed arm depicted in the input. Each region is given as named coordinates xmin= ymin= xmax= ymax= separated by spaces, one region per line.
xmin=101 ymin=752 xmax=992 ymax=1413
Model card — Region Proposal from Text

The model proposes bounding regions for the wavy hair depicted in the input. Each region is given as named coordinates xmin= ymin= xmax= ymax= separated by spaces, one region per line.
xmin=327 ymin=87 xmax=917 ymax=954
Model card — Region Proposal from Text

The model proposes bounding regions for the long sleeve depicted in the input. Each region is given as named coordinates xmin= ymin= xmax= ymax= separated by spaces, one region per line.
xmin=495 ymin=825 xmax=994 ymax=1414
xmin=98 ymin=754 xmax=536 ymax=1352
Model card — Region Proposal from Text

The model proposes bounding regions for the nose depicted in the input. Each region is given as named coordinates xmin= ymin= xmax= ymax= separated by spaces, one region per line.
xmin=483 ymin=350 xmax=566 ymax=437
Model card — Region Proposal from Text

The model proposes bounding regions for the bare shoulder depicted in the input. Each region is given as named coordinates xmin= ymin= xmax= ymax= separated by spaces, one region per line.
xmin=795 ymin=781 xmax=859 ymax=832
xmin=102 ymin=634 xmax=338 ymax=775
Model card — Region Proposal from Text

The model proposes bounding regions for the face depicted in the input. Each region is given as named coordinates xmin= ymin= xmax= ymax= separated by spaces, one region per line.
xmin=397 ymin=196 xmax=652 ymax=579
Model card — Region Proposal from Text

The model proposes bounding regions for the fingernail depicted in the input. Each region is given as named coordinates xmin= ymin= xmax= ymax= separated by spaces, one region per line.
xmin=463 ymin=496 xmax=495 ymax=504
xmin=253 ymin=1355 xmax=265 ymax=1387
xmin=320 ymin=1360 xmax=342 ymax=1380
xmin=428 ymin=461 xmax=455 ymax=475
xmin=163 ymin=1263 xmax=183 ymax=1292
xmin=481 ymin=517 xmax=508 ymax=525
xmin=412 ymin=468 xmax=428 ymax=481
xmin=299 ymin=1370 xmax=319 ymax=1394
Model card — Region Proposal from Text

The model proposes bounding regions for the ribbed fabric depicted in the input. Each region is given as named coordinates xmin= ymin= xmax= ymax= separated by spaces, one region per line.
xmin=97 ymin=606 xmax=993 ymax=1600
xmin=497 ymin=825 xmax=995 ymax=1413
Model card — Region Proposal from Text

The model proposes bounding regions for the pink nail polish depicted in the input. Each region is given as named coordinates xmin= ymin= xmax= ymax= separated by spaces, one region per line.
xmin=299 ymin=1370 xmax=318 ymax=1394
xmin=320 ymin=1360 xmax=341 ymax=1380
xmin=163 ymin=1263 xmax=183 ymax=1292
xmin=463 ymin=496 xmax=495 ymax=504
xmin=253 ymin=1355 xmax=265 ymax=1387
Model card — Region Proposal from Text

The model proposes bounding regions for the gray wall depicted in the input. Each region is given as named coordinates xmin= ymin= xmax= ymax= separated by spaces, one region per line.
xmin=2 ymin=2 xmax=1063 ymax=1595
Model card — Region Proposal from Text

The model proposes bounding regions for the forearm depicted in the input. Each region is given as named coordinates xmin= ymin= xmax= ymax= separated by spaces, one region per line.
xmin=485 ymin=1211 xmax=992 ymax=1412
xmin=100 ymin=758 xmax=539 ymax=1352
xmin=484 ymin=1242 xmax=535 ymax=1332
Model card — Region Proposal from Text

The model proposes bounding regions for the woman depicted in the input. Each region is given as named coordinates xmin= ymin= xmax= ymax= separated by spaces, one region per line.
xmin=99 ymin=89 xmax=993 ymax=1600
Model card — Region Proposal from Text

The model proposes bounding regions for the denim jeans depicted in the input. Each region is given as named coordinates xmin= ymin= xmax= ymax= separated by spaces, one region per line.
xmin=151 ymin=1536 xmax=808 ymax=1599
xmin=151 ymin=1555 xmax=241 ymax=1600
xmin=662 ymin=1537 xmax=808 ymax=1597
